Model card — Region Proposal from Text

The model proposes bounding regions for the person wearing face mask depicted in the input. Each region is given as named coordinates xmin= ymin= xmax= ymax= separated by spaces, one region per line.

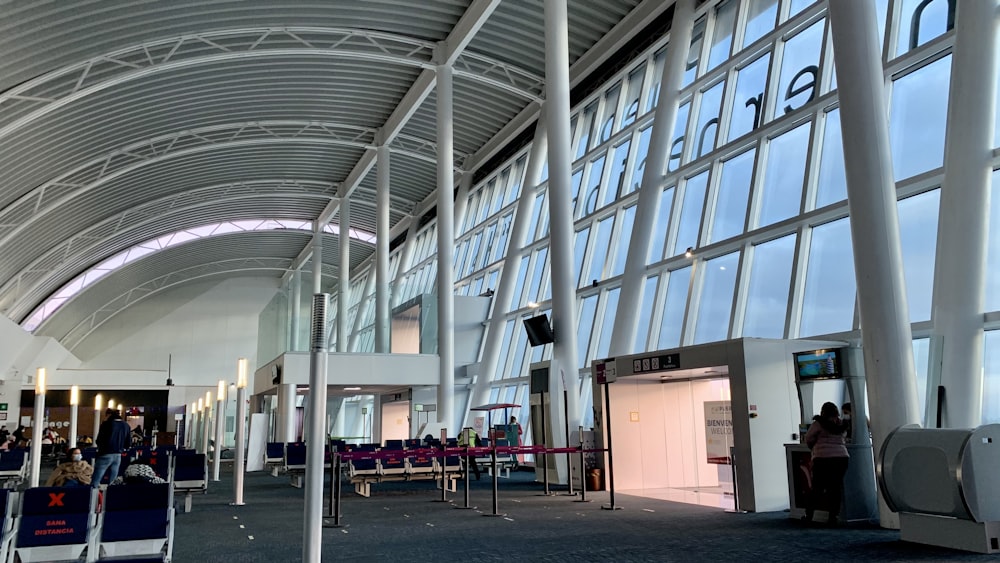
xmin=45 ymin=447 xmax=94 ymax=487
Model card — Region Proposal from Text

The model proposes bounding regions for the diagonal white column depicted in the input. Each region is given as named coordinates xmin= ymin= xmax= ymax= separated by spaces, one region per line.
xmin=338 ymin=199 xmax=351 ymax=353
xmin=544 ymin=0 xmax=581 ymax=438
xmin=609 ymin=0 xmax=695 ymax=357
xmin=436 ymin=59 xmax=457 ymax=431
xmin=931 ymin=0 xmax=998 ymax=428
xmin=828 ymin=5 xmax=920 ymax=529
xmin=468 ymin=105 xmax=548 ymax=413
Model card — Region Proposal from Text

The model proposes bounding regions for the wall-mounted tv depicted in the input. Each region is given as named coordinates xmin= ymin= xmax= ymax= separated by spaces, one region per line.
xmin=794 ymin=348 xmax=844 ymax=381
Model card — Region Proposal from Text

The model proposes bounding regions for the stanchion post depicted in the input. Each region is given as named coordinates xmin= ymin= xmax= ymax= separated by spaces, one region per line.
xmin=539 ymin=390 xmax=552 ymax=496
xmin=324 ymin=451 xmax=344 ymax=528
xmin=482 ymin=446 xmax=504 ymax=517
xmin=601 ymin=382 xmax=621 ymax=511
xmin=563 ymin=389 xmax=575 ymax=496
xmin=434 ymin=437 xmax=449 ymax=503
xmin=454 ymin=444 xmax=472 ymax=510
xmin=726 ymin=446 xmax=746 ymax=514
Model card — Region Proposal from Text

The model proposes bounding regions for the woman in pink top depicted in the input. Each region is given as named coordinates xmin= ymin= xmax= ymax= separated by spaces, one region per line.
xmin=804 ymin=402 xmax=849 ymax=525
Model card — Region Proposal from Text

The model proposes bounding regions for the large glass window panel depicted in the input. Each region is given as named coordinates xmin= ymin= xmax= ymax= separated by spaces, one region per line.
xmin=465 ymin=231 xmax=482 ymax=276
xmin=649 ymin=187 xmax=675 ymax=264
xmin=757 ymin=122 xmax=810 ymax=227
xmin=890 ymin=55 xmax=951 ymax=181
xmin=506 ymin=158 xmax=526 ymax=205
xmin=606 ymin=140 xmax=632 ymax=205
xmin=580 ymin=156 xmax=607 ymax=217
xmin=577 ymin=102 xmax=599 ymax=159
xmin=668 ymin=102 xmax=691 ymax=173
xmin=526 ymin=247 xmax=549 ymax=305
xmin=599 ymin=83 xmax=622 ymax=144
xmin=511 ymin=255 xmax=530 ymax=308
xmin=912 ymin=338 xmax=930 ymax=424
xmin=788 ymin=0 xmax=815 ymax=19
xmin=743 ymin=0 xmax=778 ymax=48
xmin=815 ymin=108 xmax=847 ymax=208
xmin=479 ymin=223 xmax=497 ymax=270
xmin=674 ymin=172 xmax=709 ymax=256
xmin=595 ymin=288 xmax=621 ymax=360
xmin=694 ymin=251 xmax=740 ymax=344
xmin=611 ymin=205 xmax=637 ymax=277
xmin=570 ymin=170 xmax=584 ymax=216
xmin=984 ymin=331 xmax=1000 ymax=424
xmin=690 ymin=82 xmax=725 ymax=162
xmin=507 ymin=318 xmax=530 ymax=379
xmin=710 ymin=148 xmax=756 ymax=243
xmin=743 ymin=234 xmax=796 ymax=338
xmin=576 ymin=295 xmax=599 ymax=368
xmin=493 ymin=213 xmax=512 ymax=263
xmin=658 ymin=266 xmax=692 ymax=348
xmin=631 ymin=127 xmax=653 ymax=192
xmin=800 ymin=217 xmax=857 ymax=336
xmin=634 ymin=275 xmax=659 ymax=354
xmin=683 ymin=18 xmax=707 ymax=87
xmin=527 ymin=193 xmax=545 ymax=243
xmin=478 ymin=180 xmax=495 ymax=224
xmin=898 ymin=190 xmax=940 ymax=322
xmin=574 ymin=227 xmax=591 ymax=288
xmin=588 ymin=216 xmax=616 ymax=283
xmin=621 ymin=66 xmax=645 ymax=129
xmin=988 ymin=171 xmax=1000 ymax=312
xmin=491 ymin=171 xmax=509 ymax=215
xmin=496 ymin=319 xmax=514 ymax=379
xmin=776 ymin=19 xmax=823 ymax=116
xmin=465 ymin=191 xmax=481 ymax=233
xmin=895 ymin=0 xmax=953 ymax=57
xmin=708 ymin=0 xmax=737 ymax=71
xmin=647 ymin=47 xmax=667 ymax=111
xmin=728 ymin=53 xmax=771 ymax=142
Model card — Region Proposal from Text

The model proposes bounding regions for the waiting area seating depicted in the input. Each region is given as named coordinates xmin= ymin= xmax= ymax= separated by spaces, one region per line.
xmin=345 ymin=442 xmax=461 ymax=498
xmin=171 ymin=454 xmax=207 ymax=514
xmin=475 ymin=439 xmax=518 ymax=479
xmin=0 ymin=450 xmax=28 ymax=489
xmin=0 ymin=484 xmax=174 ymax=563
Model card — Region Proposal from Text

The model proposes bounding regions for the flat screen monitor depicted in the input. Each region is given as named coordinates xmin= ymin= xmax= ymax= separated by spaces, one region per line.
xmin=523 ymin=315 xmax=555 ymax=346
xmin=794 ymin=348 xmax=843 ymax=381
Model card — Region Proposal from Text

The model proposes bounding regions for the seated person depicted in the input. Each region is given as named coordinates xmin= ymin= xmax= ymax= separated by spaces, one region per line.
xmin=110 ymin=462 xmax=166 ymax=486
xmin=45 ymin=448 xmax=94 ymax=487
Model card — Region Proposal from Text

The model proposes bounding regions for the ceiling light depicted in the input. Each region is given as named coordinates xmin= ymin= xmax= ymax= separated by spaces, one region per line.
xmin=344 ymin=386 xmax=361 ymax=391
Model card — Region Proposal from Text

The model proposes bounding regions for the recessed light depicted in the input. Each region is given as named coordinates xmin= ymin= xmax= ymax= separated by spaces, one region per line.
xmin=344 ymin=386 xmax=361 ymax=391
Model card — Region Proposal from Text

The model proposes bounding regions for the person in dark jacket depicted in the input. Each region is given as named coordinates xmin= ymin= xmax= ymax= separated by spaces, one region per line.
xmin=804 ymin=402 xmax=850 ymax=525
xmin=92 ymin=409 xmax=130 ymax=488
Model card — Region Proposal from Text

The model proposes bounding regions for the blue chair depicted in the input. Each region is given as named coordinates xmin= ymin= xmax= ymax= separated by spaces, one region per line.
xmin=0 ymin=488 xmax=16 ymax=563
xmin=384 ymin=439 xmax=404 ymax=450
xmin=97 ymin=482 xmax=173 ymax=561
xmin=404 ymin=438 xmax=422 ymax=449
xmin=0 ymin=450 xmax=27 ymax=488
xmin=12 ymin=487 xmax=96 ymax=563
xmin=171 ymin=453 xmax=206 ymax=513
xmin=264 ymin=442 xmax=285 ymax=474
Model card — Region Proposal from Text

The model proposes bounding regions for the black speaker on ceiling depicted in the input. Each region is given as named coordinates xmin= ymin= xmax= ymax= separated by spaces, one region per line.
xmin=523 ymin=315 xmax=555 ymax=347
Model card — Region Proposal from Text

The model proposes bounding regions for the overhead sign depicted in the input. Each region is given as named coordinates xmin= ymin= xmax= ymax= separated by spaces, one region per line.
xmin=595 ymin=360 xmax=617 ymax=384
xmin=632 ymin=353 xmax=679 ymax=374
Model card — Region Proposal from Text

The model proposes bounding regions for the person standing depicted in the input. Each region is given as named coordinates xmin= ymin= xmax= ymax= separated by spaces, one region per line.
xmin=804 ymin=402 xmax=850 ymax=525
xmin=92 ymin=409 xmax=130 ymax=488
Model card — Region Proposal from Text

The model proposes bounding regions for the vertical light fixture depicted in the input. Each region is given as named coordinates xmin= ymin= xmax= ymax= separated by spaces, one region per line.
xmin=233 ymin=358 xmax=248 ymax=505
xmin=108 ymin=399 xmax=116 ymax=410
xmin=93 ymin=393 xmax=103 ymax=442
xmin=29 ymin=368 xmax=47 ymax=487
xmin=191 ymin=401 xmax=198 ymax=449
xmin=213 ymin=380 xmax=226 ymax=481
xmin=202 ymin=392 xmax=213 ymax=456
xmin=69 ymin=385 xmax=80 ymax=449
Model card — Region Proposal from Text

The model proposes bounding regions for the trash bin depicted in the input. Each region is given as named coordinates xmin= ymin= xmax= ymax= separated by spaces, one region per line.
xmin=587 ymin=468 xmax=603 ymax=491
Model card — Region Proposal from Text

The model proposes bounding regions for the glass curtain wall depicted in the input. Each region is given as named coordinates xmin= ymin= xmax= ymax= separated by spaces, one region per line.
xmin=344 ymin=0 xmax=999 ymax=426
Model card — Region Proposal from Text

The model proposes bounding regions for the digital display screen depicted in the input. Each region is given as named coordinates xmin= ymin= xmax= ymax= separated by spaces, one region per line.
xmin=794 ymin=349 xmax=842 ymax=380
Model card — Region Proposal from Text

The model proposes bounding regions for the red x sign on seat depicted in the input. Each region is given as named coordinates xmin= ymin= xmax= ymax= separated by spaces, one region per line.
xmin=48 ymin=493 xmax=65 ymax=507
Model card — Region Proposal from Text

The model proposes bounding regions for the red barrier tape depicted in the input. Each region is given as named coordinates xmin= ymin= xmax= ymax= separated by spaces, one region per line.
xmin=335 ymin=445 xmax=606 ymax=461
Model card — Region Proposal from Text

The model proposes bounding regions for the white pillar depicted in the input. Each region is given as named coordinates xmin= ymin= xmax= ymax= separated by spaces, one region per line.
xmin=201 ymin=399 xmax=212 ymax=457
xmin=69 ymin=385 xmax=80 ymax=449
xmin=313 ymin=223 xmax=323 ymax=295
xmin=29 ymin=369 xmax=46 ymax=488
xmin=303 ymin=294 xmax=329 ymax=563
xmin=233 ymin=358 xmax=249 ymax=506
xmin=279 ymin=383 xmax=297 ymax=442
xmin=436 ymin=60 xmax=456 ymax=431
xmin=213 ymin=381 xmax=226 ymax=481
xmin=931 ymin=0 xmax=998 ymax=428
xmin=543 ymin=0 xmax=582 ymax=437
xmin=290 ymin=270 xmax=302 ymax=352
xmin=375 ymin=144 xmax=391 ymax=353
xmin=338 ymin=199 xmax=351 ymax=353
xmin=371 ymin=396 xmax=383 ymax=446
xmin=469 ymin=106 xmax=548 ymax=412
xmin=609 ymin=0 xmax=695 ymax=357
